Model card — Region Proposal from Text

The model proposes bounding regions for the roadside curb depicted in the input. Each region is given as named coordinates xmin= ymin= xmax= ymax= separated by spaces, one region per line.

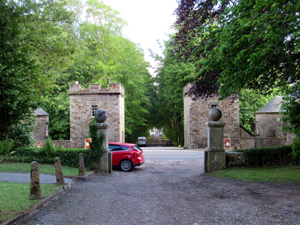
xmin=1 ymin=171 xmax=94 ymax=225
xmin=64 ymin=171 xmax=94 ymax=180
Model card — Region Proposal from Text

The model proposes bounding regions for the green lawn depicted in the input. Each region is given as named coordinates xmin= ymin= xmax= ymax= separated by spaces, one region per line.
xmin=0 ymin=162 xmax=90 ymax=176
xmin=0 ymin=183 xmax=63 ymax=221
xmin=211 ymin=166 xmax=300 ymax=183
xmin=0 ymin=162 xmax=90 ymax=222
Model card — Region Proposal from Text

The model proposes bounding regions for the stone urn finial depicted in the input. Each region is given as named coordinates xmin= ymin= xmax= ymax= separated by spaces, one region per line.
xmin=209 ymin=108 xmax=222 ymax=121
xmin=95 ymin=109 xmax=107 ymax=122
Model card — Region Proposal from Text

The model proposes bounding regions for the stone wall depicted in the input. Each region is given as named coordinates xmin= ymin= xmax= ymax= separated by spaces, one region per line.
xmin=239 ymin=125 xmax=255 ymax=149
xmin=263 ymin=137 xmax=286 ymax=147
xmin=287 ymin=133 xmax=297 ymax=145
xmin=183 ymin=83 xmax=240 ymax=150
xmin=239 ymin=137 xmax=287 ymax=150
xmin=255 ymin=113 xmax=285 ymax=138
xmin=34 ymin=140 xmax=70 ymax=148
xmin=69 ymin=83 xmax=125 ymax=149
xmin=31 ymin=116 xmax=49 ymax=141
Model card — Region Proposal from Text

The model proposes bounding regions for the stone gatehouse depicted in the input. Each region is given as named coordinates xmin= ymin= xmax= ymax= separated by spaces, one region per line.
xmin=69 ymin=83 xmax=125 ymax=148
xmin=183 ymin=83 xmax=240 ymax=149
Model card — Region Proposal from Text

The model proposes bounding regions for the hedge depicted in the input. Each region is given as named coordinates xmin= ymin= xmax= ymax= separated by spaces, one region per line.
xmin=0 ymin=147 xmax=97 ymax=169
xmin=236 ymin=145 xmax=297 ymax=167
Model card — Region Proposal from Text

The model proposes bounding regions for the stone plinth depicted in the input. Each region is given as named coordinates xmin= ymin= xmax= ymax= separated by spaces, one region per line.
xmin=206 ymin=121 xmax=226 ymax=150
xmin=95 ymin=123 xmax=110 ymax=150
xmin=95 ymin=122 xmax=112 ymax=173
xmin=205 ymin=121 xmax=226 ymax=173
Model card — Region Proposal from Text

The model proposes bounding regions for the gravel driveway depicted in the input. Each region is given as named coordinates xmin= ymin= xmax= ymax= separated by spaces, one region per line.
xmin=13 ymin=161 xmax=300 ymax=225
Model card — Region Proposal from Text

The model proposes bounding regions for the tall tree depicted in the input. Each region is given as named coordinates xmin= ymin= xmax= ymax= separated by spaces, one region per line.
xmin=173 ymin=0 xmax=300 ymax=99
xmin=154 ymin=37 xmax=195 ymax=144
xmin=0 ymin=0 xmax=75 ymax=142
xmin=40 ymin=0 xmax=154 ymax=141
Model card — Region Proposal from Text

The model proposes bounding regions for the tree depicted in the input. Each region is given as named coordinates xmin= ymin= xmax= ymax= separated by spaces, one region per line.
xmin=0 ymin=0 xmax=43 ymax=138
xmin=281 ymin=84 xmax=300 ymax=136
xmin=173 ymin=0 xmax=300 ymax=99
xmin=239 ymin=89 xmax=278 ymax=132
xmin=0 ymin=0 xmax=74 ymax=143
xmin=153 ymin=37 xmax=195 ymax=144
xmin=39 ymin=0 xmax=154 ymax=141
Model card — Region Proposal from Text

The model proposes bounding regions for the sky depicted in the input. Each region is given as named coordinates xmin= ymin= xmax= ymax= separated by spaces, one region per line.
xmin=102 ymin=0 xmax=178 ymax=75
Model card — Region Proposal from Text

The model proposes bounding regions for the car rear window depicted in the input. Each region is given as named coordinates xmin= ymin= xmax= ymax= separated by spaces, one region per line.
xmin=133 ymin=145 xmax=142 ymax=151
xmin=121 ymin=145 xmax=130 ymax=150
xmin=109 ymin=144 xmax=130 ymax=151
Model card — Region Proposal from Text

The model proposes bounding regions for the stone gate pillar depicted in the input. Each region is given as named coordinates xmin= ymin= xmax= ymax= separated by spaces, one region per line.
xmin=94 ymin=110 xmax=112 ymax=173
xmin=205 ymin=108 xmax=226 ymax=173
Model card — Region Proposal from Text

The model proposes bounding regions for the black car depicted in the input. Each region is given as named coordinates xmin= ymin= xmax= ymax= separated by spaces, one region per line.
xmin=166 ymin=140 xmax=173 ymax=146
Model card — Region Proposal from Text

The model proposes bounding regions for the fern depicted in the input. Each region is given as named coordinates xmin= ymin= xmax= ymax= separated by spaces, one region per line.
xmin=0 ymin=139 xmax=14 ymax=155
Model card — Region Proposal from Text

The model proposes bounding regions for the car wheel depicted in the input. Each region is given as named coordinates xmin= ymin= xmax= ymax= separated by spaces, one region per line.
xmin=120 ymin=159 xmax=133 ymax=172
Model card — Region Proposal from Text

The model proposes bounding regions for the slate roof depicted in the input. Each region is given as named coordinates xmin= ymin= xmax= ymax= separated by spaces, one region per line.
xmin=34 ymin=107 xmax=50 ymax=116
xmin=255 ymin=96 xmax=283 ymax=114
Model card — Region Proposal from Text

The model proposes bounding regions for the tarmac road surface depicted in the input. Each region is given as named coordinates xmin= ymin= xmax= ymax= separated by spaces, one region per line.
xmin=0 ymin=172 xmax=74 ymax=184
xmin=147 ymin=135 xmax=167 ymax=147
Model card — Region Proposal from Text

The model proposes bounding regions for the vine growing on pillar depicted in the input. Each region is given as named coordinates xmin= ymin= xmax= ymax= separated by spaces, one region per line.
xmin=88 ymin=119 xmax=104 ymax=163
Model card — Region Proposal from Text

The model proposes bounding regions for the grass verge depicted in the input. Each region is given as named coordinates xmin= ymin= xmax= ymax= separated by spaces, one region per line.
xmin=0 ymin=162 xmax=90 ymax=176
xmin=210 ymin=166 xmax=300 ymax=183
xmin=0 ymin=182 xmax=63 ymax=222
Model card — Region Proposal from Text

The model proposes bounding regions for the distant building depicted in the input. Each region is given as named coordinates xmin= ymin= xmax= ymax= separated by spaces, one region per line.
xmin=255 ymin=96 xmax=284 ymax=138
xmin=32 ymin=107 xmax=49 ymax=141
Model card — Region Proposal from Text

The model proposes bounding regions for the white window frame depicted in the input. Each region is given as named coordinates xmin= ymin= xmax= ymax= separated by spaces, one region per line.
xmin=91 ymin=105 xmax=98 ymax=117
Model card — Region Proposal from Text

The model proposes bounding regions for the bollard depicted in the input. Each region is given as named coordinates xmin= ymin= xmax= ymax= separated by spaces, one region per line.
xmin=79 ymin=153 xmax=85 ymax=176
xmin=30 ymin=161 xmax=41 ymax=199
xmin=54 ymin=157 xmax=65 ymax=185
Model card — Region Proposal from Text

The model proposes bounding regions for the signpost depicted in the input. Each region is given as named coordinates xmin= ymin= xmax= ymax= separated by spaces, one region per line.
xmin=223 ymin=138 xmax=231 ymax=149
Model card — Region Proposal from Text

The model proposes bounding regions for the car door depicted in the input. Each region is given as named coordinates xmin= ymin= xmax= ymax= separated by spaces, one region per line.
xmin=109 ymin=144 xmax=123 ymax=166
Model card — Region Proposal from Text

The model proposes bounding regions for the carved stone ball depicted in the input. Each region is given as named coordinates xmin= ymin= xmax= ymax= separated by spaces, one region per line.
xmin=95 ymin=110 xmax=107 ymax=122
xmin=209 ymin=108 xmax=222 ymax=121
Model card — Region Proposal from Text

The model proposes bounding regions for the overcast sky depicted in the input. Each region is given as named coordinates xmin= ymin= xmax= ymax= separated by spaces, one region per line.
xmin=102 ymin=0 xmax=178 ymax=75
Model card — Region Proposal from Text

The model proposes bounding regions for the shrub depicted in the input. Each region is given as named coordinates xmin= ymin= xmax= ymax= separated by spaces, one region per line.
xmin=291 ymin=136 xmax=300 ymax=162
xmin=2 ymin=147 xmax=96 ymax=169
xmin=1 ymin=113 xmax=36 ymax=148
xmin=42 ymin=137 xmax=57 ymax=157
xmin=236 ymin=145 xmax=295 ymax=167
xmin=0 ymin=139 xmax=14 ymax=155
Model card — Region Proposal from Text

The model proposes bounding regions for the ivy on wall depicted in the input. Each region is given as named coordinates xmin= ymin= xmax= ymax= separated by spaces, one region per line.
xmin=88 ymin=119 xmax=104 ymax=165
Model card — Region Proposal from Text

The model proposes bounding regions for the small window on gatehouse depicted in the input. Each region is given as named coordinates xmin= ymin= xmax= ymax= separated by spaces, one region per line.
xmin=211 ymin=104 xmax=218 ymax=109
xmin=91 ymin=105 xmax=97 ymax=117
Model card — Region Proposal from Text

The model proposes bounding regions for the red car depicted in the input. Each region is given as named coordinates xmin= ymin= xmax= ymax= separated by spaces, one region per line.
xmin=108 ymin=142 xmax=145 ymax=172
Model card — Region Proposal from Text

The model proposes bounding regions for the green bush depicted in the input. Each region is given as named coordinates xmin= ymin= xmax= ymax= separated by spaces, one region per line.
xmin=1 ymin=114 xmax=36 ymax=148
xmin=0 ymin=139 xmax=14 ymax=155
xmin=291 ymin=136 xmax=300 ymax=162
xmin=236 ymin=145 xmax=295 ymax=167
xmin=42 ymin=137 xmax=57 ymax=157
xmin=1 ymin=147 xmax=96 ymax=169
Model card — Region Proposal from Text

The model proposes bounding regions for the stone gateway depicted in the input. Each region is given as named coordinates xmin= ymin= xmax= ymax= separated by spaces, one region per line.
xmin=69 ymin=83 xmax=125 ymax=149
xmin=183 ymin=83 xmax=240 ymax=150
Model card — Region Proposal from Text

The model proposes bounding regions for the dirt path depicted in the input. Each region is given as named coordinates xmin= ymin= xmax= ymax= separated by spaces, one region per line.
xmin=13 ymin=161 xmax=300 ymax=225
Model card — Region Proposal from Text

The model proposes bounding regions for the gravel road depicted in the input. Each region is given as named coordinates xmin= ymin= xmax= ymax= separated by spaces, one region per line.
xmin=12 ymin=161 xmax=300 ymax=225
